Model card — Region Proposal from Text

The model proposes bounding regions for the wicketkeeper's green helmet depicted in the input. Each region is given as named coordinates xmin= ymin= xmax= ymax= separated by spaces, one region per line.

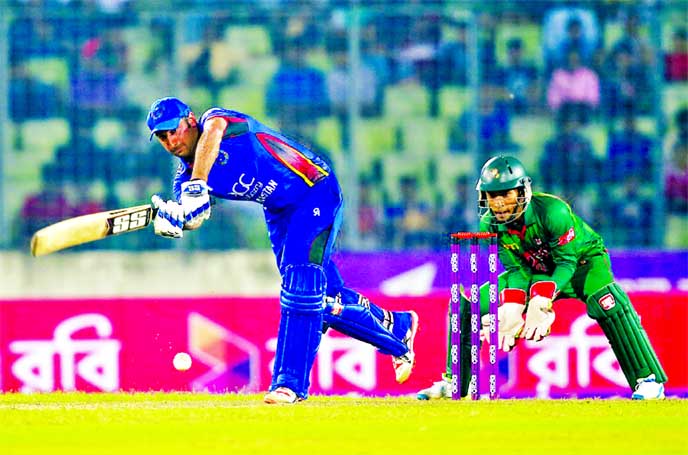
xmin=476 ymin=155 xmax=532 ymax=224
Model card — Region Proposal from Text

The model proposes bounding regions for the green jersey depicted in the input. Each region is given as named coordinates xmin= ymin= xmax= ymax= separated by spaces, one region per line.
xmin=479 ymin=192 xmax=606 ymax=294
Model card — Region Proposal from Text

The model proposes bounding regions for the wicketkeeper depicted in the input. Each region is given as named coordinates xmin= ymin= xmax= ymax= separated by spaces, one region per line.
xmin=417 ymin=155 xmax=667 ymax=400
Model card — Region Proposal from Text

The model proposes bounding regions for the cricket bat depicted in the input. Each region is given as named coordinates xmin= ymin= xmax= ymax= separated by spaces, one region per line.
xmin=30 ymin=204 xmax=156 ymax=257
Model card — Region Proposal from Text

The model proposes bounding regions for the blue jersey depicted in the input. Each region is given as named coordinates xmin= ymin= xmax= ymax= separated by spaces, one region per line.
xmin=171 ymin=107 xmax=344 ymax=279
xmin=172 ymin=108 xmax=334 ymax=212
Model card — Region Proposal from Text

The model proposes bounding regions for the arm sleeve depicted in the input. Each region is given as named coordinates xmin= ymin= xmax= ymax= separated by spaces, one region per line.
xmin=500 ymin=246 xmax=533 ymax=291
xmin=479 ymin=218 xmax=531 ymax=292
xmin=538 ymin=200 xmax=580 ymax=291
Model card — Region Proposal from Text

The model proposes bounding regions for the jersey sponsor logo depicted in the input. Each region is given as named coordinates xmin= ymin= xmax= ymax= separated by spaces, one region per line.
xmin=503 ymin=242 xmax=519 ymax=251
xmin=227 ymin=173 xmax=278 ymax=204
xmin=256 ymin=179 xmax=278 ymax=204
xmin=523 ymin=245 xmax=554 ymax=273
xmin=598 ymin=293 xmax=616 ymax=311
xmin=558 ymin=227 xmax=576 ymax=245
xmin=217 ymin=150 xmax=229 ymax=165
xmin=229 ymin=173 xmax=256 ymax=198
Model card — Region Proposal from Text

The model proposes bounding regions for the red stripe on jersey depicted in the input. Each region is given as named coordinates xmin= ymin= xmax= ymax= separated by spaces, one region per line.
xmin=207 ymin=115 xmax=247 ymax=124
xmin=558 ymin=226 xmax=576 ymax=245
xmin=257 ymin=133 xmax=329 ymax=187
xmin=207 ymin=115 xmax=249 ymax=138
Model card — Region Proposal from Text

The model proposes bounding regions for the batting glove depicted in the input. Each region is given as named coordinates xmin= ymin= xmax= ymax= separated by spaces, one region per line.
xmin=523 ymin=281 xmax=557 ymax=342
xmin=181 ymin=179 xmax=212 ymax=229
xmin=151 ymin=195 xmax=184 ymax=238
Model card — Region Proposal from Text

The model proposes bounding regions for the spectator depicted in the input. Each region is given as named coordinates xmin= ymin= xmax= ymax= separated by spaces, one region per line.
xmin=357 ymin=176 xmax=383 ymax=249
xmin=9 ymin=64 xmax=65 ymax=121
xmin=395 ymin=12 xmax=443 ymax=115
xmin=436 ymin=13 xmax=497 ymax=84
xmin=606 ymin=107 xmax=654 ymax=183
xmin=266 ymin=36 xmax=328 ymax=138
xmin=664 ymin=26 xmax=688 ymax=82
xmin=442 ymin=174 xmax=477 ymax=234
xmin=369 ymin=7 xmax=414 ymax=69
xmin=68 ymin=179 xmax=106 ymax=218
xmin=15 ymin=163 xmax=71 ymax=247
xmin=539 ymin=103 xmax=602 ymax=220
xmin=144 ymin=17 xmax=174 ymax=76
xmin=69 ymin=25 xmax=130 ymax=117
xmin=397 ymin=175 xmax=434 ymax=249
xmin=608 ymin=174 xmax=654 ymax=246
xmin=382 ymin=175 xmax=434 ymax=249
xmin=109 ymin=106 xmax=168 ymax=189
xmin=476 ymin=12 xmax=498 ymax=81
xmin=546 ymin=47 xmax=599 ymax=123
xmin=325 ymin=30 xmax=381 ymax=148
xmin=665 ymin=108 xmax=688 ymax=214
xmin=267 ymin=1 xmax=324 ymax=56
xmin=610 ymin=7 xmax=654 ymax=70
xmin=601 ymin=41 xmax=652 ymax=119
xmin=542 ymin=7 xmax=600 ymax=75
xmin=54 ymin=115 xmax=110 ymax=184
xmin=185 ymin=16 xmax=239 ymax=105
xmin=495 ymin=37 xmax=541 ymax=115
xmin=449 ymin=83 xmax=519 ymax=162
xmin=436 ymin=19 xmax=469 ymax=86
xmin=665 ymin=140 xmax=688 ymax=214
xmin=360 ymin=19 xmax=393 ymax=92
xmin=9 ymin=3 xmax=69 ymax=65
xmin=9 ymin=63 xmax=66 ymax=150
xmin=676 ymin=107 xmax=688 ymax=145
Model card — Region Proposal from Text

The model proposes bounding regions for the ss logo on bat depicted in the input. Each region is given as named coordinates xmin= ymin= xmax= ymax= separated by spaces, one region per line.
xmin=112 ymin=210 xmax=149 ymax=234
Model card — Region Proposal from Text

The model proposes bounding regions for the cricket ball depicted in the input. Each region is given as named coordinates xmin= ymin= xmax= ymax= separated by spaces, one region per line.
xmin=173 ymin=352 xmax=192 ymax=371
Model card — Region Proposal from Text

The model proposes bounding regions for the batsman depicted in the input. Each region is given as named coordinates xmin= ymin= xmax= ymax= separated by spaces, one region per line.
xmin=146 ymin=97 xmax=418 ymax=404
xmin=418 ymin=155 xmax=667 ymax=400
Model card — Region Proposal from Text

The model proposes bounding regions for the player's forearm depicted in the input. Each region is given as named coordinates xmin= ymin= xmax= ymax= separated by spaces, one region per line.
xmin=191 ymin=132 xmax=221 ymax=181
xmin=191 ymin=117 xmax=227 ymax=181
xmin=549 ymin=265 xmax=576 ymax=293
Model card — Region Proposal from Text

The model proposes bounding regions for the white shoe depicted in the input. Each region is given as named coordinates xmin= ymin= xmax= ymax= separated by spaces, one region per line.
xmin=393 ymin=311 xmax=419 ymax=384
xmin=263 ymin=387 xmax=301 ymax=404
xmin=631 ymin=374 xmax=665 ymax=400
xmin=417 ymin=378 xmax=452 ymax=400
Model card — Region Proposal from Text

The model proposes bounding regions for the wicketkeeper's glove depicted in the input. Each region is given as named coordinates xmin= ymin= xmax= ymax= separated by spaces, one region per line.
xmin=523 ymin=281 xmax=557 ymax=342
xmin=151 ymin=195 xmax=184 ymax=238
xmin=481 ymin=288 xmax=526 ymax=353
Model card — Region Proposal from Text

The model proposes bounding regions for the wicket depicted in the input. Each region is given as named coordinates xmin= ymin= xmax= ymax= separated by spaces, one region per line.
xmin=449 ymin=232 xmax=499 ymax=400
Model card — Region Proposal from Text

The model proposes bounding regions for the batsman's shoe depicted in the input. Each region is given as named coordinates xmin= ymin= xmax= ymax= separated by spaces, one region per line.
xmin=393 ymin=311 xmax=419 ymax=384
xmin=263 ymin=387 xmax=302 ymax=404
xmin=417 ymin=378 xmax=452 ymax=400
xmin=631 ymin=374 xmax=665 ymax=400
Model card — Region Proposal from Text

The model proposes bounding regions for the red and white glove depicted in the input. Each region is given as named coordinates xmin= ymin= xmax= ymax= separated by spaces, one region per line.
xmin=482 ymin=288 xmax=526 ymax=353
xmin=523 ymin=281 xmax=557 ymax=342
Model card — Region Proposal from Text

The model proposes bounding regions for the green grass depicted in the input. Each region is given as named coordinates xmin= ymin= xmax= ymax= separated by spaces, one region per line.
xmin=0 ymin=393 xmax=685 ymax=455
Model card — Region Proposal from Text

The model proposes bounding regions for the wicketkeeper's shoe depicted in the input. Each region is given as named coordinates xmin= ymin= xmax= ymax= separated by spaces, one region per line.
xmin=263 ymin=387 xmax=302 ymax=404
xmin=631 ymin=374 xmax=666 ymax=400
xmin=417 ymin=377 xmax=452 ymax=400
xmin=393 ymin=311 xmax=419 ymax=384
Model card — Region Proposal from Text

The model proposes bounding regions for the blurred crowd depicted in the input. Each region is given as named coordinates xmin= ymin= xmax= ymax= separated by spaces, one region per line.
xmin=5 ymin=0 xmax=688 ymax=251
